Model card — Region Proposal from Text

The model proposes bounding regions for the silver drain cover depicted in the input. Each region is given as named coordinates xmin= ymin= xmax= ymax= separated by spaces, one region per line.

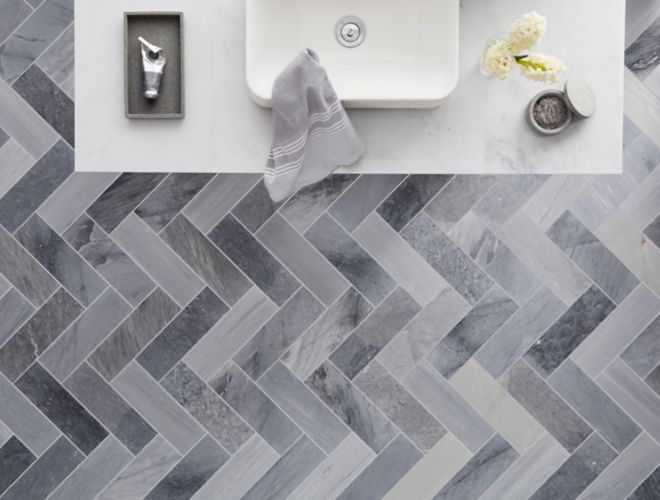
xmin=336 ymin=16 xmax=366 ymax=48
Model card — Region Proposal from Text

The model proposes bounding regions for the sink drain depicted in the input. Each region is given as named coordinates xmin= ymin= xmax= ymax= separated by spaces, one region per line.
xmin=336 ymin=16 xmax=365 ymax=48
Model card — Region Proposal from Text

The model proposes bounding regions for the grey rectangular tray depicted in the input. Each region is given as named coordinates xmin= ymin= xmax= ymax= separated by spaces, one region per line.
xmin=124 ymin=12 xmax=184 ymax=119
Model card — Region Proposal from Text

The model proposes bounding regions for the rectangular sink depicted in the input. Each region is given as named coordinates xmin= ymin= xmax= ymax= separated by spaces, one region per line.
xmin=246 ymin=0 xmax=460 ymax=108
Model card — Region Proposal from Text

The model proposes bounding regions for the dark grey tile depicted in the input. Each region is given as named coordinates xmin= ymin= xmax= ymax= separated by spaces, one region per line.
xmin=64 ymin=363 xmax=156 ymax=455
xmin=629 ymin=466 xmax=660 ymax=500
xmin=329 ymin=174 xmax=405 ymax=232
xmin=433 ymin=434 xmax=519 ymax=500
xmin=0 ymin=126 xmax=8 ymax=149
xmin=645 ymin=364 xmax=660 ymax=397
xmin=548 ymin=360 xmax=641 ymax=452
xmin=547 ymin=211 xmax=639 ymax=304
xmin=306 ymin=214 xmax=396 ymax=305
xmin=234 ymin=287 xmax=324 ymax=379
xmin=499 ymin=360 xmax=592 ymax=453
xmin=0 ymin=288 xmax=82 ymax=381
xmin=161 ymin=362 xmax=253 ymax=453
xmin=305 ymin=361 xmax=398 ymax=453
xmin=0 ymin=437 xmax=36 ymax=495
xmin=625 ymin=15 xmax=660 ymax=78
xmin=0 ymin=0 xmax=31 ymax=46
xmin=0 ymin=140 xmax=73 ymax=233
xmin=210 ymin=362 xmax=301 ymax=454
xmin=0 ymin=288 xmax=34 ymax=346
xmin=16 ymin=363 xmax=108 ymax=455
xmin=330 ymin=287 xmax=421 ymax=379
xmin=242 ymin=436 xmax=325 ymax=500
xmin=621 ymin=315 xmax=660 ymax=377
xmin=524 ymin=285 xmax=616 ymax=378
xmin=144 ymin=435 xmax=229 ymax=500
xmin=15 ymin=214 xmax=107 ymax=306
xmin=208 ymin=214 xmax=300 ymax=306
xmin=644 ymin=214 xmax=660 ymax=248
xmin=159 ymin=214 xmax=251 ymax=306
xmin=338 ymin=434 xmax=422 ymax=500
xmin=137 ymin=288 xmax=228 ymax=380
xmin=529 ymin=433 xmax=617 ymax=500
xmin=0 ymin=436 xmax=83 ymax=500
xmin=12 ymin=65 xmax=74 ymax=146
xmin=135 ymin=173 xmax=214 ymax=232
xmin=64 ymin=214 xmax=155 ymax=307
xmin=427 ymin=286 xmax=517 ymax=379
xmin=86 ymin=172 xmax=167 ymax=233
xmin=88 ymin=288 xmax=180 ymax=380
xmin=232 ymin=179 xmax=286 ymax=232
xmin=401 ymin=212 xmax=494 ymax=304
xmin=376 ymin=174 xmax=453 ymax=232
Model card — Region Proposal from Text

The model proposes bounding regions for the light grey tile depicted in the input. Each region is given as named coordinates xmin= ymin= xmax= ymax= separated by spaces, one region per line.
xmin=472 ymin=175 xmax=549 ymax=225
xmin=0 ymin=126 xmax=7 ymax=150
xmin=623 ymin=130 xmax=660 ymax=183
xmin=620 ymin=314 xmax=660 ymax=377
xmin=35 ymin=23 xmax=73 ymax=86
xmin=112 ymin=213 xmax=204 ymax=307
xmin=0 ymin=0 xmax=31 ymax=45
xmin=0 ymin=273 xmax=9 ymax=297
xmin=112 ymin=362 xmax=205 ymax=455
xmin=257 ymin=214 xmax=348 ymax=306
xmin=0 ymin=288 xmax=34 ymax=346
xmin=0 ymin=140 xmax=33 ymax=199
xmin=571 ymin=175 xmax=637 ymax=231
xmin=403 ymin=362 xmax=494 ymax=453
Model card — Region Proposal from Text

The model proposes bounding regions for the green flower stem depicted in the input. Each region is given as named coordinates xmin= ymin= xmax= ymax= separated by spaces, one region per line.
xmin=514 ymin=55 xmax=548 ymax=72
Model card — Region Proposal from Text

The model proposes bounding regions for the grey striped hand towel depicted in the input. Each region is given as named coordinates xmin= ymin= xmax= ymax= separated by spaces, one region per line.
xmin=265 ymin=49 xmax=365 ymax=202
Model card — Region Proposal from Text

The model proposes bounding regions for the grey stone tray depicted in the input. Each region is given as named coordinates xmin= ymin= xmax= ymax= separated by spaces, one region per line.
xmin=124 ymin=12 xmax=184 ymax=119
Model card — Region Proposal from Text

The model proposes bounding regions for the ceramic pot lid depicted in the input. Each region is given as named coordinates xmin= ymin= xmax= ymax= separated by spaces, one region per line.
xmin=564 ymin=80 xmax=596 ymax=118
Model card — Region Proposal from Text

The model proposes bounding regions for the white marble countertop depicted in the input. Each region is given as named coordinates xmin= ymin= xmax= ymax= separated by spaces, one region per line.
xmin=75 ymin=0 xmax=625 ymax=174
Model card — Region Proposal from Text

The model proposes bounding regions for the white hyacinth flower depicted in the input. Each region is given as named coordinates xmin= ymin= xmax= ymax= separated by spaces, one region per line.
xmin=507 ymin=11 xmax=547 ymax=53
xmin=516 ymin=53 xmax=567 ymax=83
xmin=483 ymin=40 xmax=515 ymax=79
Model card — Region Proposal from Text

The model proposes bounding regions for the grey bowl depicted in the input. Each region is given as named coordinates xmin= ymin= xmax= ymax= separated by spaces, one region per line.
xmin=527 ymin=89 xmax=572 ymax=135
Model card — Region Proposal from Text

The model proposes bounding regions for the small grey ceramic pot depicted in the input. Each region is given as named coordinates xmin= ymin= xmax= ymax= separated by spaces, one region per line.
xmin=527 ymin=89 xmax=572 ymax=135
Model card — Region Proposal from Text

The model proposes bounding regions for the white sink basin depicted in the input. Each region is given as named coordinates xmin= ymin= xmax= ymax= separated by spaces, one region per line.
xmin=246 ymin=0 xmax=460 ymax=108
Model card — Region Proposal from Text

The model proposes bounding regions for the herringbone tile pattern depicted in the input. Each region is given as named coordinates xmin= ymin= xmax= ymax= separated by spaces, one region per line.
xmin=1 ymin=2 xmax=660 ymax=499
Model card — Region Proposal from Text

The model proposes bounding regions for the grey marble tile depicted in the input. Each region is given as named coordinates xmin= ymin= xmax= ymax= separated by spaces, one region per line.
xmin=306 ymin=361 xmax=397 ymax=453
xmin=0 ymin=0 xmax=31 ymax=46
xmin=39 ymin=172 xmax=119 ymax=234
xmin=234 ymin=288 xmax=323 ymax=380
xmin=86 ymin=172 xmax=167 ymax=234
xmin=208 ymin=214 xmax=300 ymax=306
xmin=547 ymin=211 xmax=639 ymax=303
xmin=112 ymin=362 xmax=205 ymax=454
xmin=145 ymin=435 xmax=229 ymax=500
xmin=40 ymin=289 xmax=131 ymax=380
xmin=499 ymin=360 xmax=592 ymax=453
xmin=620 ymin=167 xmax=660 ymax=230
xmin=424 ymin=175 xmax=499 ymax=232
xmin=0 ymin=140 xmax=73 ymax=233
xmin=0 ymin=127 xmax=7 ymax=150
xmin=257 ymin=214 xmax=348 ymax=306
xmin=279 ymin=174 xmax=358 ymax=233
xmin=64 ymin=214 xmax=155 ymax=307
xmin=472 ymin=175 xmax=549 ymax=225
xmin=49 ymin=436 xmax=132 ymax=500
xmin=15 ymin=214 xmax=107 ymax=306
xmin=549 ymin=360 xmax=641 ymax=452
xmin=621 ymin=315 xmax=660 ymax=377
xmin=337 ymin=434 xmax=422 ymax=500
xmin=644 ymin=214 xmax=660 ymax=247
xmin=183 ymin=174 xmax=260 ymax=233
xmin=259 ymin=362 xmax=349 ymax=454
xmin=0 ymin=288 xmax=34 ymax=346
xmin=0 ymin=373 xmax=59 ymax=455
xmin=0 ymin=0 xmax=73 ymax=84
xmin=210 ymin=362 xmax=301 ymax=454
xmin=12 ymin=65 xmax=74 ymax=146
xmin=377 ymin=287 xmax=471 ymax=379
xmin=88 ymin=288 xmax=179 ymax=380
xmin=161 ymin=362 xmax=253 ymax=453
xmin=524 ymin=285 xmax=616 ymax=378
xmin=529 ymin=433 xmax=617 ymax=500
xmin=331 ymin=287 xmax=421 ymax=379
xmin=242 ymin=436 xmax=325 ymax=500
xmin=0 ymin=436 xmax=83 ymax=500
xmin=475 ymin=286 xmax=566 ymax=379
xmin=629 ymin=465 xmax=660 ymax=500
xmin=35 ymin=23 xmax=73 ymax=89
xmin=98 ymin=436 xmax=181 ymax=500
xmin=329 ymin=174 xmax=405 ymax=232
xmin=432 ymin=434 xmax=519 ymax=500
xmin=625 ymin=15 xmax=660 ymax=79
xmin=0 ymin=437 xmax=36 ymax=496
xmin=623 ymin=131 xmax=660 ymax=184
xmin=427 ymin=286 xmax=517 ymax=379
xmin=138 ymin=288 xmax=228 ymax=380
xmin=64 ymin=363 xmax=156 ymax=455
xmin=403 ymin=362 xmax=494 ymax=453
xmin=135 ymin=173 xmax=214 ymax=232
xmin=16 ymin=363 xmax=108 ymax=454
xmin=0 ymin=140 xmax=33 ymax=200
xmin=571 ymin=175 xmax=637 ymax=231
xmin=0 ymin=273 xmax=9 ymax=297
xmin=160 ymin=214 xmax=251 ymax=306
xmin=232 ymin=179 xmax=285 ymax=232
xmin=0 ymin=288 xmax=82 ymax=381
xmin=376 ymin=174 xmax=453 ymax=232
xmin=112 ymin=214 xmax=204 ymax=307
xmin=306 ymin=214 xmax=396 ymax=305
xmin=282 ymin=287 xmax=372 ymax=380
xmin=645 ymin=364 xmax=660 ymax=397
xmin=355 ymin=361 xmax=446 ymax=453
xmin=401 ymin=212 xmax=493 ymax=305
